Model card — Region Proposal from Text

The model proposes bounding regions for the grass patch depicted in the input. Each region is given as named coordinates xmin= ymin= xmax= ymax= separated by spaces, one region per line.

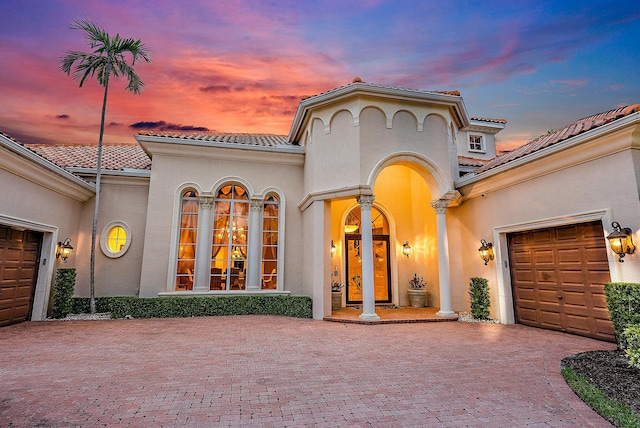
xmin=561 ymin=367 xmax=640 ymax=427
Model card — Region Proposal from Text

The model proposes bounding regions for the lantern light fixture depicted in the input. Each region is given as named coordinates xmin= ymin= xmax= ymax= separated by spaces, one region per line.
xmin=607 ymin=222 xmax=635 ymax=263
xmin=402 ymin=241 xmax=412 ymax=258
xmin=56 ymin=238 xmax=74 ymax=263
xmin=344 ymin=224 xmax=359 ymax=233
xmin=330 ymin=240 xmax=336 ymax=257
xmin=478 ymin=239 xmax=494 ymax=265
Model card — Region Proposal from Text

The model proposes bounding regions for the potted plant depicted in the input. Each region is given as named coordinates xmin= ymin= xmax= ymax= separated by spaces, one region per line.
xmin=407 ymin=274 xmax=427 ymax=308
xmin=331 ymin=282 xmax=344 ymax=311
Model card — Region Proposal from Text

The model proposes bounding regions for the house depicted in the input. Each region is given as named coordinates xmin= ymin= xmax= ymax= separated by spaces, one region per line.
xmin=1 ymin=79 xmax=638 ymax=341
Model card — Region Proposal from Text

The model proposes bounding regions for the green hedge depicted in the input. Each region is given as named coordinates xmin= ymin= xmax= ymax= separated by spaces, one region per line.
xmin=469 ymin=277 xmax=490 ymax=320
xmin=71 ymin=295 xmax=312 ymax=319
xmin=72 ymin=297 xmax=112 ymax=314
xmin=52 ymin=268 xmax=76 ymax=319
xmin=624 ymin=324 xmax=640 ymax=370
xmin=604 ymin=282 xmax=640 ymax=349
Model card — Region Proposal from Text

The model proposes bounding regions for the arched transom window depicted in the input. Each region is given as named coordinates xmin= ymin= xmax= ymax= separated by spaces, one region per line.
xmin=344 ymin=206 xmax=389 ymax=234
xmin=211 ymin=185 xmax=248 ymax=290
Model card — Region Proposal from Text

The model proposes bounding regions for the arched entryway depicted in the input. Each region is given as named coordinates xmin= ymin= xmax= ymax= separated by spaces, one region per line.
xmin=344 ymin=206 xmax=392 ymax=304
xmin=327 ymin=154 xmax=458 ymax=320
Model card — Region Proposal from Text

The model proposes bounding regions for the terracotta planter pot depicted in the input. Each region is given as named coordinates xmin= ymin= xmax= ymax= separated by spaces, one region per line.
xmin=331 ymin=291 xmax=343 ymax=311
xmin=407 ymin=289 xmax=427 ymax=308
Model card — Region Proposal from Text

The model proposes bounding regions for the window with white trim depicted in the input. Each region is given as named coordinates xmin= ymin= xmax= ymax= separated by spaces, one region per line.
xmin=468 ymin=134 xmax=485 ymax=153
xmin=173 ymin=185 xmax=283 ymax=292
xmin=100 ymin=221 xmax=132 ymax=258
xmin=261 ymin=194 xmax=279 ymax=289
xmin=211 ymin=184 xmax=248 ymax=290
xmin=176 ymin=190 xmax=198 ymax=290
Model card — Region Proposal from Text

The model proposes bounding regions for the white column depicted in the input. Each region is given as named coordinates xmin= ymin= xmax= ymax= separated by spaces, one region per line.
xmin=193 ymin=195 xmax=214 ymax=291
xmin=358 ymin=195 xmax=380 ymax=321
xmin=303 ymin=200 xmax=331 ymax=320
xmin=431 ymin=199 xmax=456 ymax=317
xmin=246 ymin=198 xmax=263 ymax=290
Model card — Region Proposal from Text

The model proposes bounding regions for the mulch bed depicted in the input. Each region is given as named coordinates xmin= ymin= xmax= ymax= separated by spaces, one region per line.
xmin=561 ymin=350 xmax=640 ymax=414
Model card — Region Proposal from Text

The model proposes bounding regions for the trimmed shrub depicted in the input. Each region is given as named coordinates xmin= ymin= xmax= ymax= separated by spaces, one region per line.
xmin=72 ymin=297 xmax=112 ymax=314
xmin=469 ymin=277 xmax=490 ymax=320
xmin=71 ymin=295 xmax=313 ymax=319
xmin=624 ymin=324 xmax=640 ymax=369
xmin=604 ymin=282 xmax=640 ymax=349
xmin=51 ymin=268 xmax=76 ymax=319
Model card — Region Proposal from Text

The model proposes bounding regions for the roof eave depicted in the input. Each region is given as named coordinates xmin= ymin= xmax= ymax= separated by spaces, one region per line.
xmin=135 ymin=134 xmax=305 ymax=156
xmin=456 ymin=111 xmax=640 ymax=188
xmin=465 ymin=120 xmax=506 ymax=134
xmin=66 ymin=167 xmax=152 ymax=178
xmin=0 ymin=133 xmax=95 ymax=200
xmin=287 ymin=82 xmax=471 ymax=143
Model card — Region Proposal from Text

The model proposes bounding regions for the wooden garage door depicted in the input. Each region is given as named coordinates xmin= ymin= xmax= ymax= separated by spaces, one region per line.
xmin=508 ymin=221 xmax=614 ymax=342
xmin=0 ymin=225 xmax=42 ymax=327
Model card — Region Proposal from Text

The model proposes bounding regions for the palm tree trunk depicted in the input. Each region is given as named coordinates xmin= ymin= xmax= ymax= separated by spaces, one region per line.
xmin=89 ymin=63 xmax=112 ymax=314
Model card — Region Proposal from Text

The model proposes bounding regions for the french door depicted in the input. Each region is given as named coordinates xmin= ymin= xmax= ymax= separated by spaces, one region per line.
xmin=345 ymin=235 xmax=392 ymax=304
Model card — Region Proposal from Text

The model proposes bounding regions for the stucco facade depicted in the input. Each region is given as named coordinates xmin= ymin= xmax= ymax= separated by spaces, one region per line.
xmin=1 ymin=81 xmax=638 ymax=336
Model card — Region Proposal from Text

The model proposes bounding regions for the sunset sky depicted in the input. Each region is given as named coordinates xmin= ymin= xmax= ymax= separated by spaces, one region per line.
xmin=1 ymin=0 xmax=639 ymax=151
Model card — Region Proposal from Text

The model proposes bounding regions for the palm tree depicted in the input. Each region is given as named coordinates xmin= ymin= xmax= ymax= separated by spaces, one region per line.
xmin=60 ymin=20 xmax=151 ymax=313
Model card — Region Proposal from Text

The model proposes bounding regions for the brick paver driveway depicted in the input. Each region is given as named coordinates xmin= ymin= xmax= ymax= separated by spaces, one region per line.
xmin=1 ymin=316 xmax=615 ymax=427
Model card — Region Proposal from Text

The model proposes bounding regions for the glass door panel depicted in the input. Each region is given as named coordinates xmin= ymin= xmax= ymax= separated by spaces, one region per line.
xmin=345 ymin=235 xmax=391 ymax=304
xmin=373 ymin=239 xmax=391 ymax=302
xmin=346 ymin=237 xmax=363 ymax=303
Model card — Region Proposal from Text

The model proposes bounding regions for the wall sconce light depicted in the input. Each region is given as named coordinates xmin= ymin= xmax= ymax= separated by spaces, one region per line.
xmin=402 ymin=241 xmax=412 ymax=258
xmin=607 ymin=222 xmax=635 ymax=262
xmin=478 ymin=239 xmax=494 ymax=265
xmin=56 ymin=238 xmax=74 ymax=263
xmin=330 ymin=240 xmax=336 ymax=257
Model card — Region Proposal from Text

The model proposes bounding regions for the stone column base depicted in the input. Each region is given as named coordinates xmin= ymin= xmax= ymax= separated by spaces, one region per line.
xmin=359 ymin=312 xmax=381 ymax=321
xmin=436 ymin=310 xmax=458 ymax=319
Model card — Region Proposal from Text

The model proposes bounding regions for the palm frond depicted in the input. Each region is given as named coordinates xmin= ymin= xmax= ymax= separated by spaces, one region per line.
xmin=60 ymin=19 xmax=151 ymax=92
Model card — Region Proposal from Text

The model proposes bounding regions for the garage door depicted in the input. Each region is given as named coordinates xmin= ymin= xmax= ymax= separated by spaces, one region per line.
xmin=0 ymin=225 xmax=42 ymax=327
xmin=508 ymin=221 xmax=614 ymax=342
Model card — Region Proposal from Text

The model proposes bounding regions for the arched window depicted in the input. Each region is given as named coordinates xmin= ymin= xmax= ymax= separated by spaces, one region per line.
xmin=176 ymin=190 xmax=198 ymax=290
xmin=344 ymin=206 xmax=389 ymax=235
xmin=261 ymin=194 xmax=279 ymax=289
xmin=211 ymin=184 xmax=248 ymax=290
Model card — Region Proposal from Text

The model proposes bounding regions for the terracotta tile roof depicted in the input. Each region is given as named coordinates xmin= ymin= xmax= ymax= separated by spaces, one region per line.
xmin=25 ymin=143 xmax=151 ymax=171
xmin=458 ymin=156 xmax=489 ymax=167
xmin=476 ymin=104 xmax=640 ymax=173
xmin=301 ymin=78 xmax=461 ymax=101
xmin=137 ymin=130 xmax=293 ymax=147
xmin=470 ymin=117 xmax=507 ymax=124
xmin=0 ymin=130 xmax=18 ymax=142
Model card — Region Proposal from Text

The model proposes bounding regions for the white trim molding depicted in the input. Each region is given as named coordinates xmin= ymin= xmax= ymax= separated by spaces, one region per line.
xmin=492 ymin=209 xmax=614 ymax=325
xmin=0 ymin=214 xmax=60 ymax=322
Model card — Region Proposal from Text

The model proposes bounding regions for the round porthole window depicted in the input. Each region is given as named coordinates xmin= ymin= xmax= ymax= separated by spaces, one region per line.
xmin=100 ymin=221 xmax=131 ymax=258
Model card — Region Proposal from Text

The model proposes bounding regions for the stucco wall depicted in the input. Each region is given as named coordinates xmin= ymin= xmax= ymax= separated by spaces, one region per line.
xmin=0 ymin=169 xmax=83 ymax=249
xmin=305 ymin=113 xmax=359 ymax=196
xmin=73 ymin=176 xmax=150 ymax=297
xmin=0 ymin=166 xmax=88 ymax=320
xmin=455 ymin=147 xmax=640 ymax=320
xmin=138 ymin=147 xmax=305 ymax=297
xmin=302 ymin=98 xmax=457 ymax=198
